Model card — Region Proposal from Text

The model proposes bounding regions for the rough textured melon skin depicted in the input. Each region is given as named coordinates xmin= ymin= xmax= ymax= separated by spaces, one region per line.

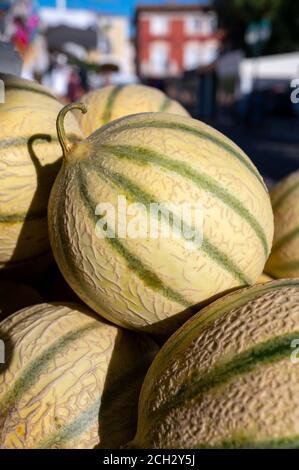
xmin=0 ymin=74 xmax=82 ymax=275
xmin=75 ymin=84 xmax=190 ymax=136
xmin=128 ymin=279 xmax=299 ymax=449
xmin=0 ymin=303 xmax=158 ymax=449
xmin=266 ymin=170 xmax=299 ymax=278
xmin=0 ymin=282 xmax=42 ymax=321
xmin=49 ymin=111 xmax=273 ymax=336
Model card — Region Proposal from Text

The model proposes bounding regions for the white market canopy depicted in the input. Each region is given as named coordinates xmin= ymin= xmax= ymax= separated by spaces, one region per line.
xmin=240 ymin=52 xmax=299 ymax=93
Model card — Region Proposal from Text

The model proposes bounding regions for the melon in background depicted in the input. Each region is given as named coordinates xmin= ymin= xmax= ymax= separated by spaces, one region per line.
xmin=266 ymin=169 xmax=299 ymax=278
xmin=128 ymin=279 xmax=299 ymax=449
xmin=0 ymin=303 xmax=158 ymax=449
xmin=75 ymin=84 xmax=189 ymax=136
xmin=48 ymin=105 xmax=273 ymax=336
xmin=0 ymin=74 xmax=82 ymax=278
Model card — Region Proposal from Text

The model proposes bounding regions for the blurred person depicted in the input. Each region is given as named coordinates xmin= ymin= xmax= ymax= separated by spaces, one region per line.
xmin=27 ymin=8 xmax=38 ymax=40
xmin=12 ymin=16 xmax=29 ymax=55
xmin=78 ymin=65 xmax=89 ymax=93
xmin=67 ymin=68 xmax=84 ymax=102
xmin=42 ymin=54 xmax=70 ymax=98
xmin=22 ymin=31 xmax=49 ymax=81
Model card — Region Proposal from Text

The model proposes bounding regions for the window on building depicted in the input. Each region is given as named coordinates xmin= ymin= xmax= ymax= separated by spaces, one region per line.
xmin=98 ymin=18 xmax=113 ymax=54
xmin=209 ymin=12 xmax=218 ymax=33
xmin=150 ymin=15 xmax=169 ymax=35
xmin=185 ymin=12 xmax=217 ymax=35
xmin=202 ymin=13 xmax=218 ymax=34
xmin=183 ymin=41 xmax=202 ymax=70
xmin=185 ymin=16 xmax=203 ymax=35
xmin=149 ymin=41 xmax=169 ymax=75
xmin=201 ymin=41 xmax=218 ymax=64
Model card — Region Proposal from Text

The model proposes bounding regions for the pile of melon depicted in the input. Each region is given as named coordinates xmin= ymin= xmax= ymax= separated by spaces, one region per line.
xmin=0 ymin=74 xmax=299 ymax=449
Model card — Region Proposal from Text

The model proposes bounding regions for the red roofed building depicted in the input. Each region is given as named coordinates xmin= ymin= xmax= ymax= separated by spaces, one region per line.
xmin=135 ymin=3 xmax=224 ymax=79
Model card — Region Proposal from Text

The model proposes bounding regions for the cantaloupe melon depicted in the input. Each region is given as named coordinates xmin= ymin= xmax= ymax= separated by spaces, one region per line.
xmin=0 ymin=303 xmax=158 ymax=449
xmin=48 ymin=104 xmax=273 ymax=335
xmin=75 ymin=84 xmax=189 ymax=136
xmin=0 ymin=74 xmax=82 ymax=276
xmin=128 ymin=279 xmax=299 ymax=448
xmin=0 ymin=281 xmax=42 ymax=321
xmin=266 ymin=170 xmax=299 ymax=278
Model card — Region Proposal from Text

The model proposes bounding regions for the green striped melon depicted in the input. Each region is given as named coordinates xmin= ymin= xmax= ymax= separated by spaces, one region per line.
xmin=75 ymin=84 xmax=189 ymax=136
xmin=0 ymin=281 xmax=42 ymax=321
xmin=127 ymin=279 xmax=299 ymax=449
xmin=0 ymin=302 xmax=158 ymax=449
xmin=0 ymin=74 xmax=82 ymax=276
xmin=48 ymin=105 xmax=273 ymax=336
xmin=266 ymin=170 xmax=299 ymax=278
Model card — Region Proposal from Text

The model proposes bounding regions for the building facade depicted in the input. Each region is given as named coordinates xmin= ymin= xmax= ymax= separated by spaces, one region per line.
xmin=135 ymin=4 xmax=223 ymax=79
xmin=96 ymin=15 xmax=135 ymax=80
xmin=39 ymin=4 xmax=135 ymax=81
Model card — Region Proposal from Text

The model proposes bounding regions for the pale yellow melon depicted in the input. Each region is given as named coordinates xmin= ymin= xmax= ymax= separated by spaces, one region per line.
xmin=48 ymin=105 xmax=273 ymax=336
xmin=128 ymin=279 xmax=299 ymax=448
xmin=266 ymin=170 xmax=299 ymax=278
xmin=0 ymin=74 xmax=83 ymax=276
xmin=75 ymin=84 xmax=190 ymax=136
xmin=0 ymin=303 xmax=158 ymax=449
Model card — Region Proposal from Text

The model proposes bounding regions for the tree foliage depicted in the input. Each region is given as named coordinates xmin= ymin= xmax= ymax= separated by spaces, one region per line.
xmin=215 ymin=0 xmax=299 ymax=55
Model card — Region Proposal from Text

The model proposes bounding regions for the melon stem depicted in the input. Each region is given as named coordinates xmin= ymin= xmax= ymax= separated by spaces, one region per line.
xmin=56 ymin=103 xmax=87 ymax=159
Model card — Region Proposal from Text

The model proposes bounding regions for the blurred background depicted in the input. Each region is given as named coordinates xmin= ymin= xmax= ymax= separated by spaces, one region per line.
xmin=0 ymin=0 xmax=299 ymax=185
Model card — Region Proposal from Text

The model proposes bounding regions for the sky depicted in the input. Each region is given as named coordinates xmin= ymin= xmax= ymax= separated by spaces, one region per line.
xmin=38 ymin=1 xmax=206 ymax=17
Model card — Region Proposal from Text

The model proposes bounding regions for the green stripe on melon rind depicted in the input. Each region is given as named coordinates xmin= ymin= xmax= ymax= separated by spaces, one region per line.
xmin=147 ymin=331 xmax=299 ymax=427
xmin=77 ymin=168 xmax=192 ymax=309
xmin=161 ymin=279 xmax=299 ymax=362
xmin=165 ymin=331 xmax=299 ymax=410
xmin=37 ymin=399 xmax=100 ymax=449
xmin=159 ymin=96 xmax=172 ymax=112
xmin=271 ymin=227 xmax=299 ymax=253
xmin=102 ymin=85 xmax=124 ymax=125
xmin=193 ymin=435 xmax=299 ymax=449
xmin=0 ymin=322 xmax=99 ymax=419
xmin=98 ymin=144 xmax=270 ymax=258
xmin=5 ymin=83 xmax=57 ymax=101
xmin=0 ymin=134 xmax=81 ymax=150
xmin=272 ymin=179 xmax=299 ymax=211
xmin=37 ymin=353 xmax=154 ymax=448
xmin=103 ymin=120 xmax=266 ymax=191
xmin=88 ymin=160 xmax=251 ymax=285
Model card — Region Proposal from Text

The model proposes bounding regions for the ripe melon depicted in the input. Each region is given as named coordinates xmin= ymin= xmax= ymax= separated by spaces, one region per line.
xmin=0 ymin=281 xmax=42 ymax=321
xmin=48 ymin=105 xmax=273 ymax=336
xmin=265 ymin=170 xmax=299 ymax=278
xmin=0 ymin=74 xmax=82 ymax=276
xmin=0 ymin=302 xmax=158 ymax=449
xmin=128 ymin=279 xmax=299 ymax=449
xmin=75 ymin=84 xmax=189 ymax=136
